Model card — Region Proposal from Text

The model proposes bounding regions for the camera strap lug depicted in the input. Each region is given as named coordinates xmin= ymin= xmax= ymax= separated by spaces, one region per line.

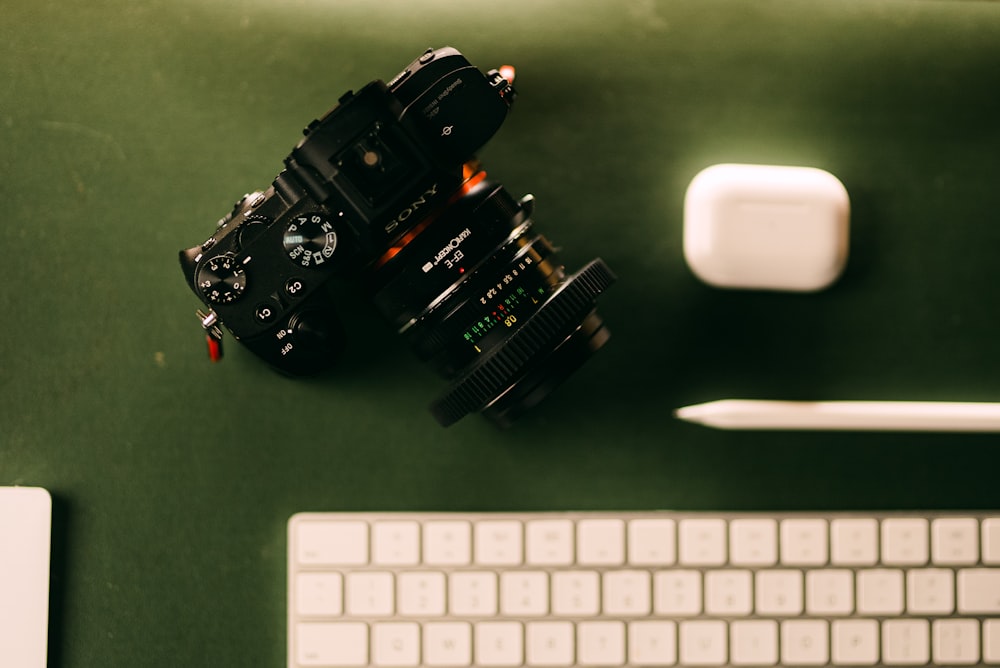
xmin=196 ymin=308 xmax=225 ymax=362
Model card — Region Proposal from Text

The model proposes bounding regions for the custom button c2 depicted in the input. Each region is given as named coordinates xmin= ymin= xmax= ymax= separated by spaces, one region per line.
xmin=284 ymin=278 xmax=306 ymax=298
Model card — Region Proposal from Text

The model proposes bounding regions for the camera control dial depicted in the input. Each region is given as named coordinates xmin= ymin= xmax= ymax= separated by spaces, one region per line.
xmin=196 ymin=254 xmax=247 ymax=305
xmin=236 ymin=214 xmax=271 ymax=250
xmin=283 ymin=212 xmax=338 ymax=268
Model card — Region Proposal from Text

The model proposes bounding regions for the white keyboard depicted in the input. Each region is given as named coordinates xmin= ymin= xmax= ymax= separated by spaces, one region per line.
xmin=287 ymin=511 xmax=1000 ymax=667
xmin=0 ymin=486 xmax=51 ymax=668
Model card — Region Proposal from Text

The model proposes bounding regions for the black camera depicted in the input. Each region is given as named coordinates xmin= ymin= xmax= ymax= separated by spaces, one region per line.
xmin=179 ymin=47 xmax=615 ymax=426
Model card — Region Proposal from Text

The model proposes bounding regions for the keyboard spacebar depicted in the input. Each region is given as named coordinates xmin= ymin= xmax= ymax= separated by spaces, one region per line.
xmin=958 ymin=569 xmax=1000 ymax=613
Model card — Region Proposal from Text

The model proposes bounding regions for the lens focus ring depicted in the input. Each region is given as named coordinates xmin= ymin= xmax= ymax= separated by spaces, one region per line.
xmin=429 ymin=259 xmax=616 ymax=426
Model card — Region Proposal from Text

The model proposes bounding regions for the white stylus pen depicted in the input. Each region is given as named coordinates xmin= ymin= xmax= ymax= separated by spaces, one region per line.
xmin=675 ymin=399 xmax=1000 ymax=432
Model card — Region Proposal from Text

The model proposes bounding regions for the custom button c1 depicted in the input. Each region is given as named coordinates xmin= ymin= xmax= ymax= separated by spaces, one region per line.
xmin=254 ymin=303 xmax=280 ymax=324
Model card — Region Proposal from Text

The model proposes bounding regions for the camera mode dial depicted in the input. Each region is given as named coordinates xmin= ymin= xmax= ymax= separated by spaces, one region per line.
xmin=283 ymin=212 xmax=338 ymax=268
xmin=196 ymin=254 xmax=248 ymax=305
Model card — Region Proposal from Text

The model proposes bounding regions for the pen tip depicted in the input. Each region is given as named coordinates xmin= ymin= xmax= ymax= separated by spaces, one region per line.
xmin=674 ymin=405 xmax=697 ymax=422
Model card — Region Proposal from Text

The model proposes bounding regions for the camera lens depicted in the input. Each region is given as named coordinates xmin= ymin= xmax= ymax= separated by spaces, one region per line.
xmin=369 ymin=167 xmax=615 ymax=427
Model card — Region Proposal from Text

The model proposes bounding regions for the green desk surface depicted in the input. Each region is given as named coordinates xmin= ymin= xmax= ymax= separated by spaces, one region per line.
xmin=4 ymin=0 xmax=1000 ymax=664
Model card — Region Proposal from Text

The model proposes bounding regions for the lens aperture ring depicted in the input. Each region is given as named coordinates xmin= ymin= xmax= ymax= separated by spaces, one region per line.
xmin=430 ymin=259 xmax=616 ymax=426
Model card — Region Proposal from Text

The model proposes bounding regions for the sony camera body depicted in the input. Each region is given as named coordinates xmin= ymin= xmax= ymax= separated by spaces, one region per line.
xmin=180 ymin=47 xmax=615 ymax=426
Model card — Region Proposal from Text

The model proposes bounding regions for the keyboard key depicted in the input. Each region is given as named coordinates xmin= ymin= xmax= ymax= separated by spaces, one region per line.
xmin=475 ymin=520 xmax=523 ymax=566
xmin=931 ymin=518 xmax=979 ymax=565
xmin=781 ymin=519 xmax=828 ymax=566
xmin=781 ymin=619 xmax=829 ymax=666
xmin=857 ymin=569 xmax=905 ymax=615
xmin=756 ymin=569 xmax=804 ymax=615
xmin=373 ymin=521 xmax=420 ymax=566
xmin=501 ymin=571 xmax=548 ymax=616
xmin=297 ymin=520 xmax=368 ymax=565
xmin=526 ymin=520 xmax=574 ymax=565
xmin=882 ymin=518 xmax=929 ymax=566
xmin=932 ymin=619 xmax=979 ymax=665
xmin=295 ymin=572 xmax=343 ymax=616
xmin=679 ymin=620 xmax=727 ymax=666
xmin=628 ymin=620 xmax=677 ymax=666
xmin=627 ymin=518 xmax=676 ymax=566
xmin=654 ymin=569 xmax=702 ymax=615
xmin=882 ymin=619 xmax=929 ymax=666
xmin=475 ymin=622 xmax=523 ymax=667
xmin=372 ymin=622 xmax=419 ymax=666
xmin=449 ymin=571 xmax=497 ymax=616
xmin=296 ymin=622 xmax=368 ymax=666
xmin=423 ymin=622 xmax=471 ymax=667
xmin=346 ymin=572 xmax=394 ymax=616
xmin=956 ymin=568 xmax=1000 ymax=614
xmin=906 ymin=568 xmax=954 ymax=615
xmin=805 ymin=569 xmax=853 ymax=615
xmin=577 ymin=519 xmax=625 ymax=565
xmin=729 ymin=519 xmax=777 ymax=566
xmin=704 ymin=570 xmax=752 ymax=615
xmin=730 ymin=619 xmax=778 ymax=666
xmin=984 ymin=519 xmax=1000 ymax=565
xmin=832 ymin=619 xmax=879 ymax=665
xmin=984 ymin=619 xmax=1000 ymax=664
xmin=831 ymin=518 xmax=879 ymax=566
xmin=526 ymin=621 xmax=573 ymax=666
xmin=552 ymin=571 xmax=600 ymax=616
xmin=398 ymin=571 xmax=445 ymax=616
xmin=577 ymin=621 xmax=625 ymax=666
xmin=602 ymin=570 xmax=651 ymax=616
xmin=679 ymin=519 xmax=726 ymax=566
xmin=424 ymin=521 xmax=471 ymax=565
